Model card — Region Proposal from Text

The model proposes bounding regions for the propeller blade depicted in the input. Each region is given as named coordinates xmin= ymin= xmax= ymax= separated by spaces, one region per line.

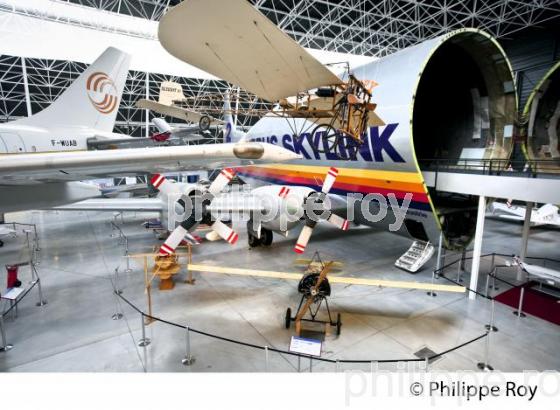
xmin=321 ymin=167 xmax=338 ymax=194
xmin=208 ymin=168 xmax=236 ymax=196
xmin=150 ymin=174 xmax=180 ymax=196
xmin=211 ymin=220 xmax=239 ymax=244
xmin=326 ymin=213 xmax=349 ymax=231
xmin=294 ymin=225 xmax=314 ymax=254
xmin=158 ymin=225 xmax=189 ymax=255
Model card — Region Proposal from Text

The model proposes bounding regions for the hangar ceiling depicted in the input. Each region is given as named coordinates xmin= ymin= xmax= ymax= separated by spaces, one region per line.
xmin=65 ymin=0 xmax=560 ymax=56
xmin=1 ymin=0 xmax=559 ymax=135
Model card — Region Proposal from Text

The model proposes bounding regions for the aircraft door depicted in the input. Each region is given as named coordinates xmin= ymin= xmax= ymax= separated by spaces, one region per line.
xmin=0 ymin=133 xmax=26 ymax=153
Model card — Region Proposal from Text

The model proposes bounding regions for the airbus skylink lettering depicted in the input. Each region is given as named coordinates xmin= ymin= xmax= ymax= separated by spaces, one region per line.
xmin=250 ymin=123 xmax=405 ymax=163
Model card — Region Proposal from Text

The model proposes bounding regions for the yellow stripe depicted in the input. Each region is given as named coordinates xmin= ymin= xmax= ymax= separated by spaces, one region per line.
xmin=188 ymin=264 xmax=465 ymax=293
xmin=246 ymin=164 xmax=423 ymax=182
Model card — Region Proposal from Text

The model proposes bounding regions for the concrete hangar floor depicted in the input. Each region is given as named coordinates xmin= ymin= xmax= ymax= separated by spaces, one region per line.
xmin=0 ymin=210 xmax=558 ymax=372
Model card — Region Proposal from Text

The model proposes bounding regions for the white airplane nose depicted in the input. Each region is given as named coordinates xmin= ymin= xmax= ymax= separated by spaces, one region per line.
xmin=234 ymin=142 xmax=301 ymax=161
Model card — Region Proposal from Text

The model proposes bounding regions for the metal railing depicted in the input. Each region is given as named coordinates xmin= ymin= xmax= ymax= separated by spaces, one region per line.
xmin=419 ymin=158 xmax=560 ymax=178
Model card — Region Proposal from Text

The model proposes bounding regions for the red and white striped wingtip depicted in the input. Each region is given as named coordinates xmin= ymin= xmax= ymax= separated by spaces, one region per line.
xmin=322 ymin=167 xmax=339 ymax=194
xmin=151 ymin=174 xmax=165 ymax=189
xmin=278 ymin=186 xmax=291 ymax=198
xmin=211 ymin=220 xmax=239 ymax=245
xmin=327 ymin=213 xmax=349 ymax=231
xmin=208 ymin=167 xmax=236 ymax=195
xmin=158 ymin=243 xmax=175 ymax=256
xmin=294 ymin=243 xmax=306 ymax=254
xmin=150 ymin=173 xmax=178 ymax=196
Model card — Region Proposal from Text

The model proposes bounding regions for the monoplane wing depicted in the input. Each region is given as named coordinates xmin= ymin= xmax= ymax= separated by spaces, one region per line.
xmin=159 ymin=0 xmax=343 ymax=102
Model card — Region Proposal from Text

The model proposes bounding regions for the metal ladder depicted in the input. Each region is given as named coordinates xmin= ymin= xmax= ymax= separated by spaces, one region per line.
xmin=395 ymin=240 xmax=435 ymax=273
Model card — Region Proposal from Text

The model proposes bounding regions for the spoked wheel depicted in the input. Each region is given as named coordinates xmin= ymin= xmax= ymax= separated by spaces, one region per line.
xmin=312 ymin=123 xmax=339 ymax=155
xmin=285 ymin=308 xmax=292 ymax=329
xmin=311 ymin=124 xmax=360 ymax=160
xmin=336 ymin=313 xmax=342 ymax=336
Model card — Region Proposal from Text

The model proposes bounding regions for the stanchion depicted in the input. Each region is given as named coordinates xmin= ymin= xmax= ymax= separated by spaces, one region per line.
xmin=264 ymin=345 xmax=269 ymax=372
xmin=124 ymin=238 xmax=132 ymax=273
xmin=477 ymin=332 xmax=494 ymax=371
xmin=138 ymin=314 xmax=151 ymax=347
xmin=112 ymin=290 xmax=123 ymax=320
xmin=513 ymin=286 xmax=526 ymax=317
xmin=485 ymin=299 xmax=498 ymax=332
xmin=35 ymin=278 xmax=47 ymax=307
xmin=456 ymin=258 xmax=463 ymax=283
xmin=0 ymin=315 xmax=13 ymax=352
xmin=297 ymin=355 xmax=301 ymax=372
xmin=427 ymin=270 xmax=437 ymax=297
xmin=309 ymin=356 xmax=313 ymax=372
xmin=181 ymin=326 xmax=195 ymax=365
xmin=114 ymin=268 xmax=123 ymax=295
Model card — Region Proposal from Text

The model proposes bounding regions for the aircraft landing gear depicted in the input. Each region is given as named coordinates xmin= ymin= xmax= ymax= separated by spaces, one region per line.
xmin=248 ymin=228 xmax=273 ymax=248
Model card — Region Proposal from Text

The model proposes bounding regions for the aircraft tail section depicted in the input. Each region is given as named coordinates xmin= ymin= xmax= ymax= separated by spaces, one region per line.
xmin=158 ymin=81 xmax=185 ymax=106
xmin=223 ymin=90 xmax=246 ymax=143
xmin=17 ymin=47 xmax=131 ymax=133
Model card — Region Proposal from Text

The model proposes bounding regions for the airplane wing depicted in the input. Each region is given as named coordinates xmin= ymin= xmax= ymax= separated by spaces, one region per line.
xmin=55 ymin=198 xmax=162 ymax=212
xmin=158 ymin=0 xmax=343 ymax=102
xmin=0 ymin=142 xmax=300 ymax=185
xmin=0 ymin=226 xmax=16 ymax=236
xmin=519 ymin=261 xmax=560 ymax=284
xmin=136 ymin=99 xmax=223 ymax=125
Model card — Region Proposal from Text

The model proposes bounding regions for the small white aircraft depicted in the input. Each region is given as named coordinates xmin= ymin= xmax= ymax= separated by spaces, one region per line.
xmin=0 ymin=47 xmax=299 ymax=215
xmin=489 ymin=202 xmax=560 ymax=226
xmin=512 ymin=256 xmax=560 ymax=287
xmin=0 ymin=225 xmax=17 ymax=247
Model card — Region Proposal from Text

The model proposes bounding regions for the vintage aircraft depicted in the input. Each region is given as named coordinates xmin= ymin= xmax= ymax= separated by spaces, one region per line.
xmin=489 ymin=202 xmax=560 ymax=226
xmin=0 ymin=46 xmax=299 ymax=216
xmin=152 ymin=0 xmax=518 ymax=270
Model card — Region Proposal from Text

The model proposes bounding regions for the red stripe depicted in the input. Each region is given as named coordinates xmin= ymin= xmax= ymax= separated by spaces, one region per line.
xmin=222 ymin=168 xmax=234 ymax=180
xmin=151 ymin=174 xmax=164 ymax=188
xmin=278 ymin=187 xmax=286 ymax=197
xmin=230 ymin=233 xmax=239 ymax=245
xmin=161 ymin=243 xmax=174 ymax=253
xmin=342 ymin=220 xmax=349 ymax=230
xmin=294 ymin=245 xmax=305 ymax=254
xmin=238 ymin=171 xmax=429 ymax=203
xmin=226 ymin=231 xmax=235 ymax=243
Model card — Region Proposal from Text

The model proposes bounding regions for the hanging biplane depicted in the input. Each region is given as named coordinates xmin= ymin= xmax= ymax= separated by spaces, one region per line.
xmin=158 ymin=0 xmax=385 ymax=160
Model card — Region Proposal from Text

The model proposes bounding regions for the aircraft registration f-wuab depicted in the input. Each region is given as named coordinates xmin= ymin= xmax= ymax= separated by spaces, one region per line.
xmin=149 ymin=0 xmax=524 ymax=271
xmin=0 ymin=46 xmax=299 ymax=222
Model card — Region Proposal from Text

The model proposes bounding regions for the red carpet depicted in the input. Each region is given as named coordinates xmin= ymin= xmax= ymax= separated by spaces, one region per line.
xmin=494 ymin=282 xmax=560 ymax=326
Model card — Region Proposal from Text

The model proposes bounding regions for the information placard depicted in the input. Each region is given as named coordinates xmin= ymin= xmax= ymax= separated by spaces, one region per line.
xmin=289 ymin=336 xmax=322 ymax=357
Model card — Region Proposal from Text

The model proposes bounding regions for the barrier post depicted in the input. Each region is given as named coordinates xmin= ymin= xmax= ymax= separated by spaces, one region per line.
xmin=114 ymin=268 xmax=123 ymax=295
xmin=485 ymin=299 xmax=498 ymax=332
xmin=124 ymin=238 xmax=132 ymax=273
xmin=181 ymin=326 xmax=195 ymax=365
xmin=513 ymin=287 xmax=527 ymax=317
xmin=264 ymin=345 xmax=269 ymax=372
xmin=297 ymin=355 xmax=301 ymax=372
xmin=138 ymin=314 xmax=151 ymax=347
xmin=477 ymin=332 xmax=494 ymax=371
xmin=112 ymin=290 xmax=123 ymax=320
xmin=309 ymin=356 xmax=313 ymax=372
xmin=485 ymin=271 xmax=491 ymax=297
xmin=427 ymin=270 xmax=437 ymax=297
xmin=0 ymin=315 xmax=13 ymax=352
xmin=34 ymin=266 xmax=47 ymax=307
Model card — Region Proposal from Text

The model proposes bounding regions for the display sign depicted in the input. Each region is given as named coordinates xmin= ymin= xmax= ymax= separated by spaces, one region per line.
xmin=289 ymin=336 xmax=322 ymax=357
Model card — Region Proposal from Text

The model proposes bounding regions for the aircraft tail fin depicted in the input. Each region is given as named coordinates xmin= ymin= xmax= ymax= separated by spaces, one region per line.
xmin=17 ymin=47 xmax=131 ymax=133
xmin=158 ymin=81 xmax=185 ymax=106
xmin=223 ymin=90 xmax=246 ymax=143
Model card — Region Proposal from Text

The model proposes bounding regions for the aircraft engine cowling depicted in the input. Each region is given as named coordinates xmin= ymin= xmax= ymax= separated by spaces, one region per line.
xmin=351 ymin=28 xmax=517 ymax=249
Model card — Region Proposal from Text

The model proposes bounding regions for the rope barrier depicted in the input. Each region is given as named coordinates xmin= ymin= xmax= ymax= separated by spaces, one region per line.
xmin=115 ymin=290 xmax=489 ymax=365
